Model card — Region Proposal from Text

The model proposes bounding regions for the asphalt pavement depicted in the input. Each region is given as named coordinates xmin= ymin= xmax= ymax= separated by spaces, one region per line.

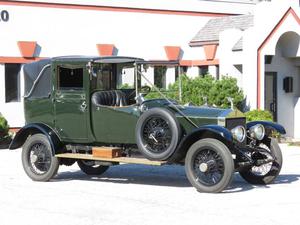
xmin=0 ymin=144 xmax=300 ymax=225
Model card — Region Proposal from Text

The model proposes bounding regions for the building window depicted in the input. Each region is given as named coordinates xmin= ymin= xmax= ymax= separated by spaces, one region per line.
xmin=175 ymin=66 xmax=179 ymax=81
xmin=198 ymin=66 xmax=208 ymax=77
xmin=5 ymin=63 xmax=21 ymax=102
xmin=216 ymin=65 xmax=220 ymax=80
xmin=154 ymin=66 xmax=167 ymax=89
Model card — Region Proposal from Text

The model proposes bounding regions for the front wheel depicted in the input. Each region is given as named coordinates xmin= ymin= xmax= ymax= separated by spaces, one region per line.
xmin=77 ymin=160 xmax=109 ymax=175
xmin=22 ymin=134 xmax=59 ymax=181
xmin=185 ymin=138 xmax=234 ymax=193
xmin=239 ymin=138 xmax=282 ymax=185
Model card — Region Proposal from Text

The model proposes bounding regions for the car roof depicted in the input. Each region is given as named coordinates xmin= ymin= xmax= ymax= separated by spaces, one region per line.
xmin=51 ymin=56 xmax=144 ymax=64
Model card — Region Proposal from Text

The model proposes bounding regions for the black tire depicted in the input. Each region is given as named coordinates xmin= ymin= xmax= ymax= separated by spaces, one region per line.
xmin=239 ymin=138 xmax=282 ymax=185
xmin=136 ymin=108 xmax=181 ymax=160
xmin=77 ymin=160 xmax=109 ymax=175
xmin=185 ymin=138 xmax=234 ymax=193
xmin=22 ymin=134 xmax=59 ymax=181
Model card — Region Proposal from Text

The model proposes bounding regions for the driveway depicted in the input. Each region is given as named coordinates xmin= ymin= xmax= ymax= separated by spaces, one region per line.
xmin=0 ymin=144 xmax=300 ymax=225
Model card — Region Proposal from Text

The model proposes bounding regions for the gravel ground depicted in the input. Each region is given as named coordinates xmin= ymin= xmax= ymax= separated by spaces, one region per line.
xmin=0 ymin=144 xmax=300 ymax=225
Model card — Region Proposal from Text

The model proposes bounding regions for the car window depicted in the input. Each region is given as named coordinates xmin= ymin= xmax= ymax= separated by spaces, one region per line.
xmin=29 ymin=66 xmax=51 ymax=98
xmin=91 ymin=64 xmax=115 ymax=91
xmin=116 ymin=65 xmax=135 ymax=90
xmin=58 ymin=67 xmax=83 ymax=90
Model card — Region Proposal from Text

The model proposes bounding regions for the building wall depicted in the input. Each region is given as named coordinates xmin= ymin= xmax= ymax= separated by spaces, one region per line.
xmin=0 ymin=64 xmax=25 ymax=127
xmin=265 ymin=52 xmax=300 ymax=137
xmin=0 ymin=2 xmax=220 ymax=127
xmin=1 ymin=0 xmax=300 ymax=139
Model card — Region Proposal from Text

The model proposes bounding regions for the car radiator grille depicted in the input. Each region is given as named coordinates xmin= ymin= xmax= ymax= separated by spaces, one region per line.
xmin=225 ymin=117 xmax=247 ymax=146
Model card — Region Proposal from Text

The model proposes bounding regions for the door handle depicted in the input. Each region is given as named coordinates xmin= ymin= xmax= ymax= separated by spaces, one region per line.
xmin=80 ymin=101 xmax=87 ymax=112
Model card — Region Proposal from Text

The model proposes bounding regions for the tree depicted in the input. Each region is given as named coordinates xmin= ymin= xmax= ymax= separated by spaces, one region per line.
xmin=145 ymin=74 xmax=245 ymax=110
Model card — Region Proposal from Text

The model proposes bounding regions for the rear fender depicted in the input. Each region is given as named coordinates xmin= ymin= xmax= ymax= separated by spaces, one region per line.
xmin=169 ymin=125 xmax=234 ymax=162
xmin=9 ymin=123 xmax=62 ymax=155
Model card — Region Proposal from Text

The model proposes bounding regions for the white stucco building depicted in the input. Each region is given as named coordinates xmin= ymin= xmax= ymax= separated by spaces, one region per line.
xmin=0 ymin=0 xmax=300 ymax=138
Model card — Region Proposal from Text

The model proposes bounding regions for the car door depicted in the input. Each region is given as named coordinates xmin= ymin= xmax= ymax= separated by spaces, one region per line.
xmin=54 ymin=65 xmax=89 ymax=141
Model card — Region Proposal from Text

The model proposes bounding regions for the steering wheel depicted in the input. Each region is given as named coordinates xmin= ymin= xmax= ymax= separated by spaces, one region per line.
xmin=140 ymin=85 xmax=151 ymax=95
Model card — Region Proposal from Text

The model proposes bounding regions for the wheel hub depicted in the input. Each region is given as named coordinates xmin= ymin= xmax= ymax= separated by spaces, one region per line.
xmin=193 ymin=149 xmax=224 ymax=186
xmin=143 ymin=117 xmax=172 ymax=153
xmin=199 ymin=160 xmax=216 ymax=173
xmin=199 ymin=163 xmax=208 ymax=172
xmin=31 ymin=154 xmax=38 ymax=163
xmin=29 ymin=143 xmax=51 ymax=175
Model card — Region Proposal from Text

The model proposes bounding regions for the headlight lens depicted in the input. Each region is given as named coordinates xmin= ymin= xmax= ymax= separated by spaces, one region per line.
xmin=249 ymin=124 xmax=265 ymax=140
xmin=231 ymin=125 xmax=246 ymax=142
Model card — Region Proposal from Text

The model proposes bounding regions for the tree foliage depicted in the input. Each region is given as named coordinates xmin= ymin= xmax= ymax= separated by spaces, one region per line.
xmin=0 ymin=115 xmax=9 ymax=138
xmin=244 ymin=110 xmax=273 ymax=122
xmin=146 ymin=74 xmax=244 ymax=110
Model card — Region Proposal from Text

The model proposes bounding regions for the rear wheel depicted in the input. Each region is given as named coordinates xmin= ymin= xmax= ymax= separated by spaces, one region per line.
xmin=239 ymin=138 xmax=282 ymax=185
xmin=185 ymin=138 xmax=234 ymax=193
xmin=77 ymin=160 xmax=109 ymax=175
xmin=22 ymin=134 xmax=59 ymax=181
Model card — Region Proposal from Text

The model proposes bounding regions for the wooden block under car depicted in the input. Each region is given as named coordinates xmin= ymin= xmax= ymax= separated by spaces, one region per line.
xmin=92 ymin=146 xmax=122 ymax=158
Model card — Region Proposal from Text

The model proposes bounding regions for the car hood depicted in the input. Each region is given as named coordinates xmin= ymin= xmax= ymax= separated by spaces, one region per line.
xmin=172 ymin=105 xmax=244 ymax=119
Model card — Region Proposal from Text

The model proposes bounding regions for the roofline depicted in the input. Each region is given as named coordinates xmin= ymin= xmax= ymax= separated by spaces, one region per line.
xmin=0 ymin=0 xmax=238 ymax=17
xmin=200 ymin=0 xmax=257 ymax=5
xmin=142 ymin=60 xmax=179 ymax=66
xmin=189 ymin=40 xmax=219 ymax=47
xmin=51 ymin=56 xmax=144 ymax=62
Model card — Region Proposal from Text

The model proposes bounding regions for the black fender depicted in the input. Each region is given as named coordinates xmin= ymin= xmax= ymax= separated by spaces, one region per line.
xmin=169 ymin=125 xmax=234 ymax=162
xmin=9 ymin=123 xmax=62 ymax=155
xmin=246 ymin=121 xmax=286 ymax=135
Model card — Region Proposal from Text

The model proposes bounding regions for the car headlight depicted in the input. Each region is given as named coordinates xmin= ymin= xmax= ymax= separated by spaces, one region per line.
xmin=249 ymin=124 xmax=265 ymax=140
xmin=231 ymin=125 xmax=246 ymax=142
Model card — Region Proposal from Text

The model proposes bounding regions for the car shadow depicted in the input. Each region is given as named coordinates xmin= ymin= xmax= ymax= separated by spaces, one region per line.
xmin=55 ymin=164 xmax=191 ymax=188
xmin=54 ymin=164 xmax=300 ymax=192
xmin=225 ymin=173 xmax=300 ymax=193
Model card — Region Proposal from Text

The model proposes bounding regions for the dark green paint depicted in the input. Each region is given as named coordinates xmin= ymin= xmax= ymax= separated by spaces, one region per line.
xmin=24 ymin=57 xmax=246 ymax=146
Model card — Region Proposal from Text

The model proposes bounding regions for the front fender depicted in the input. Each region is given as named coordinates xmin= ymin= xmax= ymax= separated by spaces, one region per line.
xmin=9 ymin=123 xmax=62 ymax=155
xmin=169 ymin=125 xmax=234 ymax=162
xmin=246 ymin=121 xmax=286 ymax=135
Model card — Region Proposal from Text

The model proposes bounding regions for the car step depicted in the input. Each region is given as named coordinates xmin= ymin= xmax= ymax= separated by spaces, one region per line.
xmin=55 ymin=153 xmax=167 ymax=166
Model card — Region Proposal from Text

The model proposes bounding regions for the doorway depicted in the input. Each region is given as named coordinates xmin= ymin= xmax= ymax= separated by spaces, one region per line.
xmin=265 ymin=72 xmax=277 ymax=121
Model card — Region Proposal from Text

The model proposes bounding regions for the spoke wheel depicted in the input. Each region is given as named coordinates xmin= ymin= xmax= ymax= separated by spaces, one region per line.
xmin=239 ymin=138 xmax=282 ymax=185
xmin=136 ymin=108 xmax=181 ymax=160
xmin=193 ymin=149 xmax=225 ymax=186
xmin=77 ymin=160 xmax=109 ymax=175
xmin=29 ymin=142 xmax=52 ymax=175
xmin=142 ymin=117 xmax=172 ymax=154
xmin=185 ymin=138 xmax=234 ymax=193
xmin=22 ymin=134 xmax=59 ymax=181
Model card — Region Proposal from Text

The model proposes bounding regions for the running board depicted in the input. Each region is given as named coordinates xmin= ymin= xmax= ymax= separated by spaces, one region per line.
xmin=55 ymin=153 xmax=167 ymax=166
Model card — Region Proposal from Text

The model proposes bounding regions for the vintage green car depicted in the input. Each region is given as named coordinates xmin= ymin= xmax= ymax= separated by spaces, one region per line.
xmin=10 ymin=56 xmax=286 ymax=193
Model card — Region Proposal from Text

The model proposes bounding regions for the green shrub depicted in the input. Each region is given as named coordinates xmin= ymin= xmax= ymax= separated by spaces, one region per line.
xmin=145 ymin=74 xmax=244 ymax=110
xmin=244 ymin=110 xmax=273 ymax=122
xmin=208 ymin=76 xmax=244 ymax=110
xmin=0 ymin=115 xmax=9 ymax=138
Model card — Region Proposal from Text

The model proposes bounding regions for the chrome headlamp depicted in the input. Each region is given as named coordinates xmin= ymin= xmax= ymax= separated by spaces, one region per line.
xmin=249 ymin=124 xmax=265 ymax=140
xmin=231 ymin=125 xmax=246 ymax=142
